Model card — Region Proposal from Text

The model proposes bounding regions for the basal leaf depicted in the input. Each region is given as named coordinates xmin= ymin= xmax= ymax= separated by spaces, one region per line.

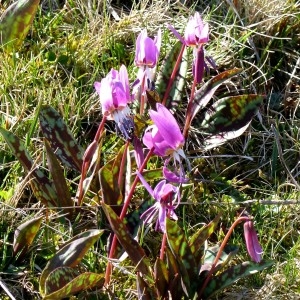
xmin=154 ymin=257 xmax=169 ymax=298
xmin=39 ymin=106 xmax=84 ymax=172
xmin=0 ymin=0 xmax=40 ymax=51
xmin=0 ymin=127 xmax=58 ymax=207
xmin=137 ymin=272 xmax=154 ymax=300
xmin=202 ymin=260 xmax=274 ymax=299
xmin=191 ymin=68 xmax=242 ymax=121
xmin=13 ymin=216 xmax=43 ymax=260
xmin=101 ymin=203 xmax=152 ymax=279
xmin=44 ymin=139 xmax=73 ymax=215
xmin=99 ymin=165 xmax=123 ymax=214
xmin=44 ymin=267 xmax=79 ymax=295
xmin=39 ymin=229 xmax=103 ymax=296
xmin=189 ymin=214 xmax=221 ymax=265
xmin=156 ymin=41 xmax=188 ymax=111
xmin=201 ymin=245 xmax=239 ymax=276
xmin=44 ymin=271 xmax=104 ymax=300
xmin=166 ymin=218 xmax=198 ymax=295
xmin=200 ymin=94 xmax=263 ymax=134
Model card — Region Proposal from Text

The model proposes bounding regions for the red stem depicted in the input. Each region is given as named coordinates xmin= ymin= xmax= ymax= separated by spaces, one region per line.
xmin=104 ymin=147 xmax=155 ymax=285
xmin=198 ymin=216 xmax=250 ymax=298
xmin=162 ymin=44 xmax=186 ymax=107
xmin=160 ymin=232 xmax=167 ymax=260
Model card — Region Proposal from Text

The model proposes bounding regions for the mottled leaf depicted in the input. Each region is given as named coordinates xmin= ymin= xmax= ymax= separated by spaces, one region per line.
xmin=39 ymin=106 xmax=84 ymax=172
xmin=13 ymin=216 xmax=43 ymax=259
xmin=156 ymin=41 xmax=188 ymax=111
xmin=0 ymin=127 xmax=57 ymax=207
xmin=191 ymin=68 xmax=242 ymax=121
xmin=39 ymin=229 xmax=103 ymax=296
xmin=101 ymin=203 xmax=152 ymax=279
xmin=166 ymin=218 xmax=198 ymax=295
xmin=44 ymin=270 xmax=104 ymax=300
xmin=202 ymin=260 xmax=274 ymax=299
xmin=201 ymin=94 xmax=263 ymax=134
xmin=44 ymin=139 xmax=73 ymax=215
xmin=0 ymin=0 xmax=40 ymax=51
xmin=154 ymin=257 xmax=169 ymax=298
xmin=189 ymin=214 xmax=221 ymax=265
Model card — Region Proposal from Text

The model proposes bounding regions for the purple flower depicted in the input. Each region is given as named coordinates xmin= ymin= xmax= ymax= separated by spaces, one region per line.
xmin=184 ymin=12 xmax=209 ymax=47
xmin=133 ymin=29 xmax=161 ymax=96
xmin=137 ymin=174 xmax=179 ymax=233
xmin=135 ymin=29 xmax=161 ymax=68
xmin=143 ymin=103 xmax=189 ymax=183
xmin=94 ymin=65 xmax=133 ymax=139
xmin=243 ymin=220 xmax=263 ymax=263
xmin=143 ymin=103 xmax=184 ymax=156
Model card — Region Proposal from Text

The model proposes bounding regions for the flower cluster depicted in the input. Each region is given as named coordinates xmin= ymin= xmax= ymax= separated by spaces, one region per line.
xmin=94 ymin=12 xmax=263 ymax=261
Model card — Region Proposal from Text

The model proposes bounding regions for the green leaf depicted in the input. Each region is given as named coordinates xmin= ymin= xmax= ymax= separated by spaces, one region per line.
xmin=202 ymin=260 xmax=274 ymax=299
xmin=156 ymin=41 xmax=188 ymax=111
xmin=101 ymin=203 xmax=152 ymax=279
xmin=44 ymin=139 xmax=73 ymax=215
xmin=39 ymin=229 xmax=103 ymax=296
xmin=189 ymin=214 xmax=221 ymax=265
xmin=44 ymin=269 xmax=104 ymax=300
xmin=99 ymin=145 xmax=127 ymax=214
xmin=191 ymin=68 xmax=243 ymax=121
xmin=0 ymin=127 xmax=58 ymax=207
xmin=201 ymin=94 xmax=263 ymax=134
xmin=202 ymin=245 xmax=239 ymax=275
xmin=39 ymin=106 xmax=84 ymax=172
xmin=166 ymin=218 xmax=198 ymax=296
xmin=0 ymin=0 xmax=40 ymax=51
xmin=13 ymin=216 xmax=43 ymax=260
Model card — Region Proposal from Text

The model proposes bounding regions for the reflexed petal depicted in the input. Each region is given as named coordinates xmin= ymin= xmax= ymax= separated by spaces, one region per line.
xmin=119 ymin=64 xmax=130 ymax=101
xmin=149 ymin=104 xmax=184 ymax=149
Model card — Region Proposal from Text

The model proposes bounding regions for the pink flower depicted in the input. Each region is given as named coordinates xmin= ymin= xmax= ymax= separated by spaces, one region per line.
xmin=143 ymin=103 xmax=189 ymax=183
xmin=94 ymin=65 xmax=133 ymax=139
xmin=244 ymin=220 xmax=263 ymax=263
xmin=137 ymin=174 xmax=179 ymax=233
xmin=134 ymin=29 xmax=161 ymax=97
xmin=143 ymin=103 xmax=184 ymax=157
xmin=135 ymin=29 xmax=161 ymax=68
xmin=184 ymin=12 xmax=209 ymax=46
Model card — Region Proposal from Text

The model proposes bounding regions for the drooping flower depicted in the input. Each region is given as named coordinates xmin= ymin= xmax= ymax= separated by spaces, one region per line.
xmin=134 ymin=29 xmax=161 ymax=96
xmin=94 ymin=65 xmax=133 ymax=139
xmin=243 ymin=220 xmax=263 ymax=263
xmin=143 ymin=103 xmax=189 ymax=183
xmin=137 ymin=173 xmax=179 ymax=233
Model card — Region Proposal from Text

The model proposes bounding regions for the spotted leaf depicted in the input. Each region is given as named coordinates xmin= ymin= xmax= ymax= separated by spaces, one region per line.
xmin=13 ymin=216 xmax=43 ymax=260
xmin=44 ymin=268 xmax=104 ymax=300
xmin=44 ymin=139 xmax=73 ymax=215
xmin=191 ymin=68 xmax=243 ymax=121
xmin=189 ymin=214 xmax=221 ymax=266
xmin=0 ymin=127 xmax=58 ymax=207
xmin=166 ymin=218 xmax=198 ymax=296
xmin=154 ymin=258 xmax=169 ymax=298
xmin=202 ymin=260 xmax=274 ymax=299
xmin=39 ymin=106 xmax=84 ymax=172
xmin=101 ymin=202 xmax=152 ymax=279
xmin=39 ymin=229 xmax=103 ymax=296
xmin=0 ymin=0 xmax=40 ymax=51
xmin=201 ymin=94 xmax=263 ymax=134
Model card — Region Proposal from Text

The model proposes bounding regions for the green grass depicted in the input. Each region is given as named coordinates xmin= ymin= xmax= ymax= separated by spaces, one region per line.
xmin=0 ymin=0 xmax=300 ymax=299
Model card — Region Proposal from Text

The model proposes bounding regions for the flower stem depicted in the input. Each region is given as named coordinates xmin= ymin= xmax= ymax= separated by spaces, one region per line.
xmin=104 ymin=147 xmax=155 ymax=285
xmin=162 ymin=44 xmax=186 ymax=107
xmin=160 ymin=232 xmax=167 ymax=260
xmin=198 ymin=216 xmax=250 ymax=298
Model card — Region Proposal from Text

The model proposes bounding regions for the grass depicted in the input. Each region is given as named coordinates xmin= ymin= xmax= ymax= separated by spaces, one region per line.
xmin=0 ymin=0 xmax=300 ymax=299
